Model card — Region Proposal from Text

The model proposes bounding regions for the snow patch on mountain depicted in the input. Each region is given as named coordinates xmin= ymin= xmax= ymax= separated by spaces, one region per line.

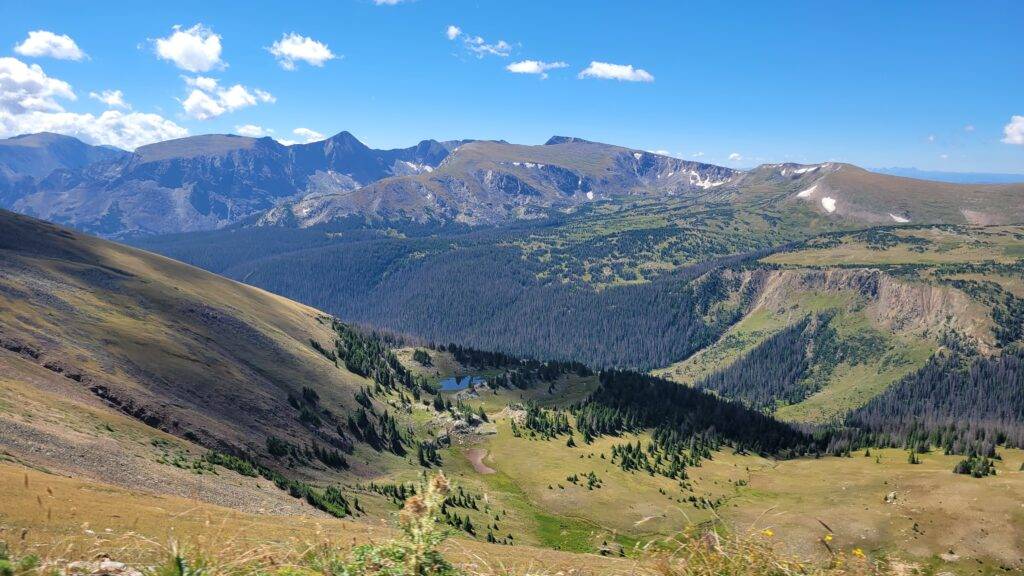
xmin=889 ymin=213 xmax=910 ymax=223
xmin=797 ymin=184 xmax=818 ymax=198
xmin=821 ymin=197 xmax=837 ymax=213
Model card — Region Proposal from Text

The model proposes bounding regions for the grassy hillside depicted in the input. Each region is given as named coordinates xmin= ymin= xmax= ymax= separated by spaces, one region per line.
xmin=657 ymin=225 xmax=1023 ymax=423
xmin=4 ymin=211 xmax=1024 ymax=574
xmin=0 ymin=209 xmax=374 ymax=464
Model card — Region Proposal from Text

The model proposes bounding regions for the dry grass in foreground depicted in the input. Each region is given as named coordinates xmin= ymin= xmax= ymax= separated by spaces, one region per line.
xmin=1 ymin=470 xmax=901 ymax=576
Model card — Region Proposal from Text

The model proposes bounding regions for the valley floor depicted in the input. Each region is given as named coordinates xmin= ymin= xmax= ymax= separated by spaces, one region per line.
xmin=436 ymin=382 xmax=1024 ymax=574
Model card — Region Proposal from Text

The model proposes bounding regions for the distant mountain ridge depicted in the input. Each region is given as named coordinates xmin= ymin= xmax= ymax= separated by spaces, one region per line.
xmin=0 ymin=132 xmax=128 ymax=206
xmin=257 ymin=138 xmax=740 ymax=227
xmin=1 ymin=131 xmax=466 ymax=237
xmin=873 ymin=166 xmax=1024 ymax=184
xmin=2 ymin=131 xmax=1023 ymax=237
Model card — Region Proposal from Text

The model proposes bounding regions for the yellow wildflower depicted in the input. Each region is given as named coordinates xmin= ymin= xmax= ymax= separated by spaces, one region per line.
xmin=852 ymin=547 xmax=865 ymax=558
xmin=761 ymin=529 xmax=774 ymax=538
xmin=823 ymin=534 xmax=833 ymax=543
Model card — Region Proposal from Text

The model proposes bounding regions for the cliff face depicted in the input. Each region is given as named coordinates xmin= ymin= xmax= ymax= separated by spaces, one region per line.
xmin=748 ymin=267 xmax=994 ymax=350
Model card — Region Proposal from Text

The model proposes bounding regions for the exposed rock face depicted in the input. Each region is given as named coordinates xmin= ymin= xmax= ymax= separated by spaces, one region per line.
xmin=0 ymin=132 xmax=127 ymax=206
xmin=6 ymin=131 xmax=1022 ymax=236
xmin=267 ymin=139 xmax=741 ymax=227
xmin=2 ymin=132 xmax=463 ymax=237
xmin=749 ymin=267 xmax=994 ymax=349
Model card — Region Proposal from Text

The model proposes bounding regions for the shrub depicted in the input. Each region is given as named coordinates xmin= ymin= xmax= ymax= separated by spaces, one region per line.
xmin=336 ymin=472 xmax=459 ymax=575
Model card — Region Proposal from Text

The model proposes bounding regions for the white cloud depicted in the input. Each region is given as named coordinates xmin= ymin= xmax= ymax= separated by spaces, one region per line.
xmin=728 ymin=152 xmax=743 ymax=161
xmin=964 ymin=124 xmax=975 ymax=132
xmin=0 ymin=110 xmax=186 ymax=150
xmin=692 ymin=151 xmax=705 ymax=158
xmin=184 ymin=75 xmax=219 ymax=91
xmin=506 ymin=60 xmax=567 ymax=79
xmin=217 ymin=84 xmax=258 ymax=110
xmin=0 ymin=57 xmax=183 ymax=149
xmin=446 ymin=26 xmax=510 ymax=58
xmin=374 ymin=0 xmax=407 ymax=4
xmin=89 ymin=89 xmax=129 ymax=109
xmin=180 ymin=82 xmax=275 ymax=120
xmin=0 ymin=57 xmax=76 ymax=114
xmin=181 ymin=89 xmax=224 ymax=120
xmin=926 ymin=134 xmax=935 ymax=142
xmin=155 ymin=24 xmax=223 ymax=73
xmin=254 ymin=89 xmax=276 ymax=103
xmin=577 ymin=61 xmax=653 ymax=83
xmin=235 ymin=124 xmax=272 ymax=137
xmin=293 ymin=127 xmax=324 ymax=143
xmin=14 ymin=30 xmax=86 ymax=61
xmin=269 ymin=33 xmax=336 ymax=70
xmin=1002 ymin=115 xmax=1024 ymax=145
xmin=464 ymin=36 xmax=511 ymax=58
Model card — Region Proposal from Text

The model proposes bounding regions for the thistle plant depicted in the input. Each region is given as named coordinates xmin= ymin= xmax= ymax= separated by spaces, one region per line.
xmin=339 ymin=471 xmax=460 ymax=576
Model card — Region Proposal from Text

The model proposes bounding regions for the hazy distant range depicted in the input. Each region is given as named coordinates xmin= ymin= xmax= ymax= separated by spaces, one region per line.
xmin=873 ymin=167 xmax=1024 ymax=184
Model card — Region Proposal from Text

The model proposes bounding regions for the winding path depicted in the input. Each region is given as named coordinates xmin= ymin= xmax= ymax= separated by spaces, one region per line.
xmin=466 ymin=448 xmax=496 ymax=474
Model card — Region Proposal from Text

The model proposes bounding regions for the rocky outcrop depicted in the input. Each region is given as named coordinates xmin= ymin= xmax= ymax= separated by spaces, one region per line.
xmin=2 ymin=132 xmax=462 ymax=237
xmin=749 ymin=268 xmax=994 ymax=349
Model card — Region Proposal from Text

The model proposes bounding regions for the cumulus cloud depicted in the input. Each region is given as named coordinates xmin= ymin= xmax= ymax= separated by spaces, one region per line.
xmin=235 ymin=124 xmax=272 ymax=137
xmin=692 ymin=151 xmax=705 ymax=158
xmin=181 ymin=90 xmax=223 ymax=120
xmin=14 ymin=30 xmax=86 ymax=61
xmin=0 ymin=57 xmax=76 ymax=114
xmin=506 ymin=60 xmax=567 ymax=79
xmin=578 ymin=61 xmax=654 ymax=82
xmin=180 ymin=81 xmax=275 ymax=120
xmin=184 ymin=75 xmax=219 ymax=91
xmin=269 ymin=33 xmax=336 ymax=70
xmin=1003 ymin=115 xmax=1024 ymax=145
xmin=155 ymin=24 xmax=223 ymax=73
xmin=728 ymin=152 xmax=743 ymax=161
xmin=293 ymin=127 xmax=324 ymax=143
xmin=0 ymin=57 xmax=183 ymax=149
xmin=89 ymin=89 xmax=129 ymax=109
xmin=0 ymin=109 xmax=187 ymax=150
xmin=445 ymin=26 xmax=511 ymax=58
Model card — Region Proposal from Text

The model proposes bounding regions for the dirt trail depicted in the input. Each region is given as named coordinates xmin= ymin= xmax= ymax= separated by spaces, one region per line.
xmin=466 ymin=448 xmax=495 ymax=474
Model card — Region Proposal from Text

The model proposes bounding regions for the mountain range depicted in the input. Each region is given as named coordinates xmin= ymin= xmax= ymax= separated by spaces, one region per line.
xmin=3 ymin=131 xmax=1023 ymax=238
xmin=0 ymin=131 xmax=464 ymax=237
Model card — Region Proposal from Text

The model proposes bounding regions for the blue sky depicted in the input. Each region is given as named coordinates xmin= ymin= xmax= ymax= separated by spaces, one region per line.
xmin=1 ymin=0 xmax=1021 ymax=172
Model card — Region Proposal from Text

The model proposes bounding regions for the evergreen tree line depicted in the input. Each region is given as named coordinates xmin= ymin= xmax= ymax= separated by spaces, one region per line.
xmin=521 ymin=403 xmax=572 ymax=439
xmin=573 ymin=370 xmax=817 ymax=458
xmin=138 ymin=220 xmax=777 ymax=370
xmin=696 ymin=314 xmax=832 ymax=410
xmin=609 ymin=439 xmax=696 ymax=480
xmin=346 ymin=407 xmax=406 ymax=456
xmin=442 ymin=343 xmax=591 ymax=380
xmin=824 ymin=345 xmax=1024 ymax=455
